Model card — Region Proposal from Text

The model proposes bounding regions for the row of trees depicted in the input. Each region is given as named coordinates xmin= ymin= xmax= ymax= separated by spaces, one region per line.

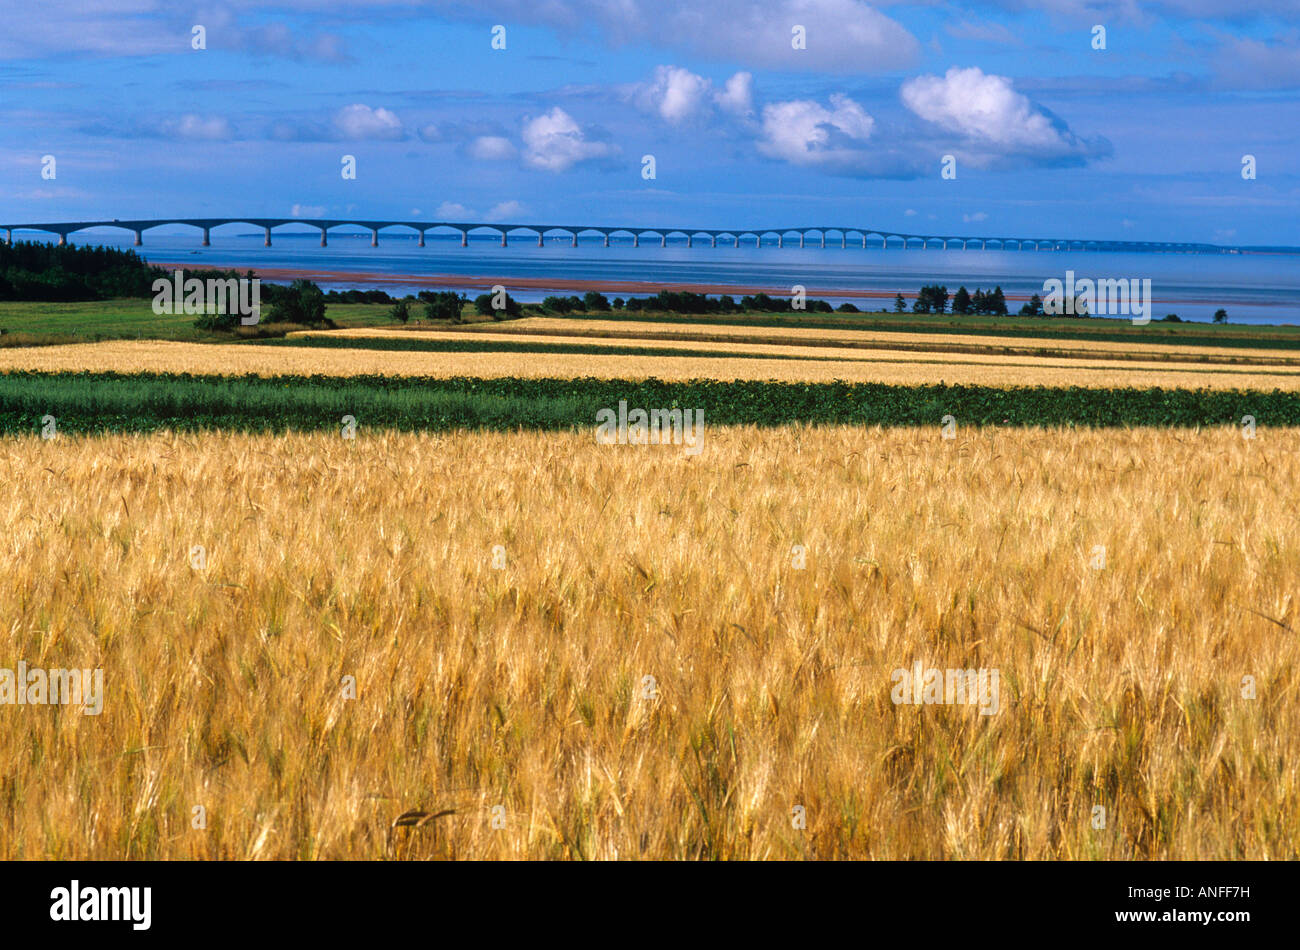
xmin=196 ymin=279 xmax=1239 ymax=330
xmin=897 ymin=285 xmax=1009 ymax=315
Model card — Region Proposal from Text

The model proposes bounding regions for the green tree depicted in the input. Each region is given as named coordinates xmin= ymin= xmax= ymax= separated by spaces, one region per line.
xmin=421 ymin=290 xmax=466 ymax=323
xmin=952 ymin=286 xmax=972 ymax=314
xmin=1018 ymin=293 xmax=1044 ymax=316
xmin=267 ymin=279 xmax=327 ymax=326
xmin=1214 ymin=308 xmax=1228 ymax=324
xmin=389 ymin=297 xmax=411 ymax=323
xmin=893 ymin=293 xmax=907 ymax=313
xmin=583 ymin=291 xmax=610 ymax=311
xmin=473 ymin=291 xmax=522 ymax=319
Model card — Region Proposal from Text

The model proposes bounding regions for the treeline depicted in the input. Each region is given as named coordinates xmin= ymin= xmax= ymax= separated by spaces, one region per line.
xmin=0 ymin=240 xmax=162 ymax=301
xmin=0 ymin=240 xmax=242 ymax=302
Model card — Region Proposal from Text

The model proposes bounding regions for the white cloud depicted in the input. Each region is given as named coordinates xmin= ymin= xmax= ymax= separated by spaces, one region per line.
xmin=332 ymin=104 xmax=404 ymax=140
xmin=904 ymin=208 xmax=918 ymax=216
xmin=963 ymin=211 xmax=988 ymax=222
xmin=715 ymin=71 xmax=755 ymax=116
xmin=631 ymin=66 xmax=756 ymax=125
xmin=521 ymin=107 xmax=615 ymax=172
xmin=291 ymin=203 xmax=326 ymax=217
xmin=635 ymin=65 xmax=714 ymax=124
xmin=488 ymin=200 xmax=526 ymax=219
xmin=757 ymin=94 xmax=874 ymax=167
xmin=901 ymin=66 xmax=1090 ymax=160
xmin=468 ymin=135 xmax=517 ymax=160
xmin=437 ymin=202 xmax=474 ymax=219
xmin=167 ymin=114 xmax=231 ymax=140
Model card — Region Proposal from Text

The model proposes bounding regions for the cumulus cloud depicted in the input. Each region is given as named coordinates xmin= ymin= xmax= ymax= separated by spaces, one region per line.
xmin=291 ymin=203 xmax=326 ymax=217
xmin=521 ymin=107 xmax=616 ymax=172
xmin=332 ymin=104 xmax=404 ymax=140
xmin=467 ymin=135 xmax=517 ymax=160
xmin=901 ymin=66 xmax=1106 ymax=164
xmin=716 ymin=72 xmax=755 ymax=116
xmin=437 ymin=201 xmax=474 ymax=219
xmin=164 ymin=114 xmax=232 ymax=140
xmin=631 ymin=66 xmax=756 ymax=125
xmin=963 ymin=211 xmax=989 ymax=222
xmin=488 ymin=200 xmax=526 ymax=218
xmin=634 ymin=65 xmax=714 ymax=124
xmin=757 ymin=94 xmax=875 ymax=168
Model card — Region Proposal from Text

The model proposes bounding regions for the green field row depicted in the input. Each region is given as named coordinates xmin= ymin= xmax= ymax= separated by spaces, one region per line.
xmin=0 ymin=371 xmax=1294 ymax=434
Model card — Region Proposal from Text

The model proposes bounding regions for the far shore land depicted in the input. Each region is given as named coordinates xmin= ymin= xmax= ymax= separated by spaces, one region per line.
xmin=151 ymin=261 xmax=1277 ymax=310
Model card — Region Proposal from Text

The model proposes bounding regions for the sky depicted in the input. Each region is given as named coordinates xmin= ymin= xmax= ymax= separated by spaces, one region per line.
xmin=1 ymin=0 xmax=1298 ymax=246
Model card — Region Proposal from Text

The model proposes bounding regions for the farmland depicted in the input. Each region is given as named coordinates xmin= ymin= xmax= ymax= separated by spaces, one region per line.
xmin=4 ymin=314 xmax=1300 ymax=391
xmin=1 ymin=425 xmax=1296 ymax=859
xmin=2 ymin=300 xmax=1297 ymax=861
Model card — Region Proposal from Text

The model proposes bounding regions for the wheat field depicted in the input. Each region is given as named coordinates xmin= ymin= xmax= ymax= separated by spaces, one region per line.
xmin=3 ymin=337 xmax=1300 ymax=389
xmin=1 ymin=425 xmax=1296 ymax=859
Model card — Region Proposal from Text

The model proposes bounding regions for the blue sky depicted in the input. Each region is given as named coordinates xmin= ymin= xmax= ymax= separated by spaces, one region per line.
xmin=2 ymin=0 xmax=1298 ymax=245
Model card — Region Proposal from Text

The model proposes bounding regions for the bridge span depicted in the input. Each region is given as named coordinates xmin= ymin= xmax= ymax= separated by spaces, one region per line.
xmin=0 ymin=217 xmax=1256 ymax=255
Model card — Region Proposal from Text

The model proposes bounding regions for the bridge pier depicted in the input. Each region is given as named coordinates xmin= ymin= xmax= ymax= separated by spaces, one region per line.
xmin=264 ymin=227 xmax=272 ymax=248
xmin=460 ymin=231 xmax=468 ymax=247
xmin=3 ymin=229 xmax=9 ymax=245
xmin=570 ymin=233 xmax=576 ymax=247
xmin=202 ymin=228 xmax=211 ymax=247
xmin=660 ymin=235 xmax=666 ymax=248
xmin=603 ymin=234 xmax=610 ymax=247
xmin=800 ymin=234 xmax=805 ymax=249
xmin=134 ymin=230 xmax=142 ymax=247
xmin=502 ymin=231 xmax=509 ymax=247
xmin=687 ymin=235 xmax=692 ymax=248
xmin=57 ymin=233 xmax=66 ymax=246
xmin=755 ymin=234 xmax=761 ymax=248
xmin=882 ymin=237 xmax=887 ymax=249
xmin=417 ymin=232 xmax=425 ymax=248
xmin=861 ymin=235 xmax=866 ymax=249
xmin=319 ymin=228 xmax=328 ymax=247
xmin=370 ymin=229 xmax=379 ymax=247
xmin=711 ymin=236 xmax=717 ymax=248
xmin=537 ymin=233 xmax=544 ymax=247
xmin=841 ymin=234 xmax=846 ymax=249
xmin=633 ymin=234 xmax=639 ymax=248
xmin=733 ymin=236 xmax=739 ymax=248
xmin=778 ymin=235 xmax=783 ymax=248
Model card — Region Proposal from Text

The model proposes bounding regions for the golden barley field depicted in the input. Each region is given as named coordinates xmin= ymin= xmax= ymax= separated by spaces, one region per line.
xmin=3 ymin=336 xmax=1300 ymax=390
xmin=1 ymin=425 xmax=1297 ymax=859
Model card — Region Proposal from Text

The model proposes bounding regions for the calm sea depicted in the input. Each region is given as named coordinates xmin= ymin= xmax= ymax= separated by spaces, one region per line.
xmin=47 ymin=228 xmax=1300 ymax=325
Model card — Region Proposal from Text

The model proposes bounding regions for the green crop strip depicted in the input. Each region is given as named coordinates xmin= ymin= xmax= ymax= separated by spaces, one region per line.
xmin=0 ymin=371 xmax=1295 ymax=434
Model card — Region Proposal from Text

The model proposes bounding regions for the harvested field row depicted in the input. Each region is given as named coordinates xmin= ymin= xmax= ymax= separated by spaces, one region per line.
xmin=446 ymin=318 xmax=1300 ymax=361
xmin=4 ymin=339 xmax=1300 ymax=390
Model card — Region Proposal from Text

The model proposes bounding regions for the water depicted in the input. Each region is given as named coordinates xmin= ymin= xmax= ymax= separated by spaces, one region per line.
xmin=47 ymin=228 xmax=1300 ymax=325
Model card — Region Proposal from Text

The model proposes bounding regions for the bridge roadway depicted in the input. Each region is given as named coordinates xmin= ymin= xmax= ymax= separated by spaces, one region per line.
xmin=0 ymin=217 xmax=1245 ymax=254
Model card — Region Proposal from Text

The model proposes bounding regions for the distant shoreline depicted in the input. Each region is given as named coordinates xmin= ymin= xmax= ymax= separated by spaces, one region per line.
xmin=150 ymin=260 xmax=1279 ymax=308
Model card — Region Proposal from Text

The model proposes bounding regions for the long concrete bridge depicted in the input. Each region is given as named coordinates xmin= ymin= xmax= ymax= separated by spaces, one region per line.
xmin=0 ymin=216 xmax=1255 ymax=254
